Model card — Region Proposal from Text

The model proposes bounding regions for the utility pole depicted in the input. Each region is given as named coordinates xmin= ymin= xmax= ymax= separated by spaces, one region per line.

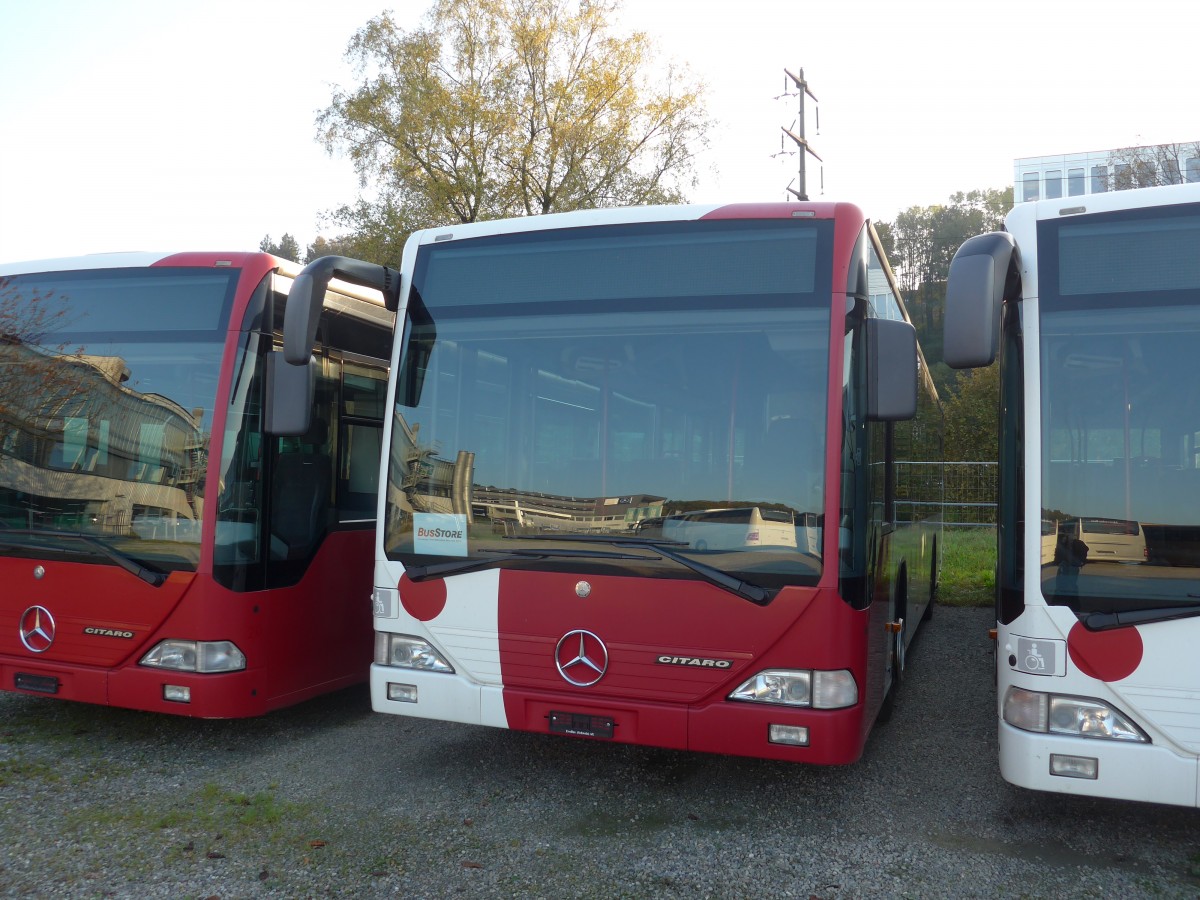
xmin=780 ymin=68 xmax=821 ymax=201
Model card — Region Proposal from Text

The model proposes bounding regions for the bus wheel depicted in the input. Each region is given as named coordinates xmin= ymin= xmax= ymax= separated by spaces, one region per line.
xmin=923 ymin=540 xmax=938 ymax=622
xmin=893 ymin=568 xmax=908 ymax=684
xmin=878 ymin=616 xmax=906 ymax=725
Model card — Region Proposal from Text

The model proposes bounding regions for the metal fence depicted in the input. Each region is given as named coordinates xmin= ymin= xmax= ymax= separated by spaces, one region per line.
xmin=896 ymin=461 xmax=997 ymax=527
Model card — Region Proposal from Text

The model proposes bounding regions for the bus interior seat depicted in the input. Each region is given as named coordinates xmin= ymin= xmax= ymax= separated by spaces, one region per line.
xmin=270 ymin=417 xmax=332 ymax=560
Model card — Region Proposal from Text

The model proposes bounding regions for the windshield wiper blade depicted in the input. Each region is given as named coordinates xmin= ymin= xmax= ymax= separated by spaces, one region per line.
xmin=403 ymin=547 xmax=651 ymax=582
xmin=503 ymin=534 xmax=775 ymax=606
xmin=519 ymin=533 xmax=690 ymax=548
xmin=635 ymin=541 xmax=773 ymax=606
xmin=0 ymin=529 xmax=167 ymax=587
xmin=1083 ymin=604 xmax=1200 ymax=631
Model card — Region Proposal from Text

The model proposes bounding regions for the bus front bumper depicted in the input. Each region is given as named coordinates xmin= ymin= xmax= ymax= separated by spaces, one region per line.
xmin=2 ymin=655 xmax=271 ymax=718
xmin=371 ymin=663 xmax=869 ymax=765
xmin=999 ymin=721 xmax=1199 ymax=807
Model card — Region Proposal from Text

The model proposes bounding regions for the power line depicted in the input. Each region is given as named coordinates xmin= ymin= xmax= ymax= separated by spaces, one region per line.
xmin=776 ymin=68 xmax=822 ymax=201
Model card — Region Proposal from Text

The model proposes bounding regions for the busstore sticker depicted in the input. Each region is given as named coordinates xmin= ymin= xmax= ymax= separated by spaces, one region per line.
xmin=413 ymin=513 xmax=469 ymax=556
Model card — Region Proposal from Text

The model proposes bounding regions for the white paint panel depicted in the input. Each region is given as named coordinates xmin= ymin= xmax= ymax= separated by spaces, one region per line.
xmin=427 ymin=568 xmax=503 ymax=685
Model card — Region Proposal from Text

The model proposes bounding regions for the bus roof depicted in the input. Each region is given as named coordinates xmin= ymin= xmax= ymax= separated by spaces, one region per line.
xmin=1003 ymin=181 xmax=1200 ymax=302
xmin=0 ymin=251 xmax=185 ymax=274
xmin=1009 ymin=180 xmax=1200 ymax=227
xmin=0 ymin=251 xmax=388 ymax=309
xmin=401 ymin=201 xmax=866 ymax=247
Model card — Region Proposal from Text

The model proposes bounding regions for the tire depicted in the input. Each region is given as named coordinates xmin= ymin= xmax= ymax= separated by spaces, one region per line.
xmin=922 ymin=540 xmax=938 ymax=623
xmin=878 ymin=574 xmax=908 ymax=724
xmin=877 ymin=626 xmax=903 ymax=725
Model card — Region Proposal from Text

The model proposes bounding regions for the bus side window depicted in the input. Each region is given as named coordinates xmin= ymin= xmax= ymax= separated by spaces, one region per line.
xmin=214 ymin=329 xmax=268 ymax=574
xmin=840 ymin=319 xmax=869 ymax=607
xmin=337 ymin=361 xmax=388 ymax=520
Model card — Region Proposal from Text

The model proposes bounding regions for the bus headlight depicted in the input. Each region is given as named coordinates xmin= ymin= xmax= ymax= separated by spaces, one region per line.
xmin=1002 ymin=686 xmax=1147 ymax=742
xmin=140 ymin=640 xmax=246 ymax=673
xmin=729 ymin=668 xmax=857 ymax=709
xmin=375 ymin=633 xmax=454 ymax=673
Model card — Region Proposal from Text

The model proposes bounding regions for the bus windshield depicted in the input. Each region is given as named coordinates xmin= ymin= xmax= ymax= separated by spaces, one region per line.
xmin=0 ymin=267 xmax=237 ymax=572
xmin=384 ymin=219 xmax=833 ymax=588
xmin=1039 ymin=206 xmax=1200 ymax=613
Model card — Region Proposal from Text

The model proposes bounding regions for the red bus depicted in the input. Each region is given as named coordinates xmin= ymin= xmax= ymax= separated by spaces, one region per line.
xmin=0 ymin=252 xmax=392 ymax=717
xmin=279 ymin=203 xmax=943 ymax=763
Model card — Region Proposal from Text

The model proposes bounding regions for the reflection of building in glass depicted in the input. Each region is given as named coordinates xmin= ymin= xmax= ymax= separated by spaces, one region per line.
xmin=0 ymin=339 xmax=204 ymax=534
xmin=389 ymin=412 xmax=663 ymax=533
xmin=1015 ymin=142 xmax=1200 ymax=203
xmin=471 ymin=487 xmax=664 ymax=534
xmin=388 ymin=411 xmax=474 ymax=521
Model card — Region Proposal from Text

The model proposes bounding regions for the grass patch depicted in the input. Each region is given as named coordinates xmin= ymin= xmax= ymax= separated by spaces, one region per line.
xmin=0 ymin=757 xmax=61 ymax=787
xmin=61 ymin=780 xmax=318 ymax=852
xmin=939 ymin=527 xmax=995 ymax=608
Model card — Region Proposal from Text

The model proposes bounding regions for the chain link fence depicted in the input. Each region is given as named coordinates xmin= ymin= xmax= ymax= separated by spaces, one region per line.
xmin=896 ymin=461 xmax=996 ymax=527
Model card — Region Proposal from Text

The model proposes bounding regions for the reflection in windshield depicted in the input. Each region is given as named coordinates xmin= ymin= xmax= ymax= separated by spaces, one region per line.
xmin=1041 ymin=304 xmax=1200 ymax=613
xmin=0 ymin=269 xmax=235 ymax=571
xmin=383 ymin=221 xmax=832 ymax=590
xmin=0 ymin=529 xmax=167 ymax=585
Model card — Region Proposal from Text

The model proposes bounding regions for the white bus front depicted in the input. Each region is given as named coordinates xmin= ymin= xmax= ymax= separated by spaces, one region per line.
xmin=947 ymin=183 xmax=1200 ymax=807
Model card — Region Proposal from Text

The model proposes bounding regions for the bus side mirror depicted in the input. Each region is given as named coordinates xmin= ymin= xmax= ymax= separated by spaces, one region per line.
xmin=944 ymin=231 xmax=1017 ymax=369
xmin=264 ymin=351 xmax=314 ymax=436
xmin=284 ymin=256 xmax=401 ymax=365
xmin=866 ymin=317 xmax=917 ymax=422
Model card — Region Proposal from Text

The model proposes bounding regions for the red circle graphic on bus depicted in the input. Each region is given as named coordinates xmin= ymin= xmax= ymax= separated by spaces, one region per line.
xmin=1066 ymin=621 xmax=1143 ymax=683
xmin=399 ymin=574 xmax=447 ymax=621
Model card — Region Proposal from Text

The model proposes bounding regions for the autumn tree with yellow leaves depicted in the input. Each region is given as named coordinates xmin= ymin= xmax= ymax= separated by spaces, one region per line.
xmin=316 ymin=0 xmax=710 ymax=265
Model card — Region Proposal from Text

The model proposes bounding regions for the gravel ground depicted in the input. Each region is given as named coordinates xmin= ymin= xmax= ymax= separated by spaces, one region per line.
xmin=2 ymin=606 xmax=1199 ymax=898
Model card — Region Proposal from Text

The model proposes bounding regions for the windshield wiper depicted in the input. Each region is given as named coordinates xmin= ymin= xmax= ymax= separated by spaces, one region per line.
xmin=1083 ymin=604 xmax=1200 ymax=631
xmin=0 ymin=529 xmax=167 ymax=587
xmin=505 ymin=534 xmax=775 ymax=606
xmin=403 ymin=547 xmax=651 ymax=582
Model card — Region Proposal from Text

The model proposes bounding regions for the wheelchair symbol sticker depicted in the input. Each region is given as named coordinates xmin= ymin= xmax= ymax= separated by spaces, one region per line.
xmin=1014 ymin=636 xmax=1063 ymax=676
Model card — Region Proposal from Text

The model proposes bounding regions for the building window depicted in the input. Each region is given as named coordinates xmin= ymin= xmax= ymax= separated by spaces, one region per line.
xmin=1022 ymin=172 xmax=1040 ymax=202
xmin=1045 ymin=170 xmax=1063 ymax=199
xmin=1090 ymin=165 xmax=1108 ymax=193
xmin=1163 ymin=158 xmax=1182 ymax=184
xmin=1114 ymin=163 xmax=1132 ymax=190
xmin=1185 ymin=158 xmax=1200 ymax=183
xmin=1067 ymin=168 xmax=1084 ymax=196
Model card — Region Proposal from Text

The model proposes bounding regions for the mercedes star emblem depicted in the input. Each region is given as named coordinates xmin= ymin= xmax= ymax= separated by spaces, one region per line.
xmin=19 ymin=605 xmax=56 ymax=653
xmin=555 ymin=629 xmax=609 ymax=687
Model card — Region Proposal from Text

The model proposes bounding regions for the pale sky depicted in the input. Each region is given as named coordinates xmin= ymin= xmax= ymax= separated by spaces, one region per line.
xmin=1 ymin=0 xmax=1196 ymax=263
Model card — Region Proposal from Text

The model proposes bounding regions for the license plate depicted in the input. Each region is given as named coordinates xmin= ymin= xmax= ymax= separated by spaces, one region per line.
xmin=548 ymin=710 xmax=615 ymax=739
xmin=15 ymin=673 xmax=59 ymax=694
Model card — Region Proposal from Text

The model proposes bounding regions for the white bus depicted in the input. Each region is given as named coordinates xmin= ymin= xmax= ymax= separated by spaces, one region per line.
xmin=662 ymin=507 xmax=801 ymax=551
xmin=945 ymin=181 xmax=1200 ymax=806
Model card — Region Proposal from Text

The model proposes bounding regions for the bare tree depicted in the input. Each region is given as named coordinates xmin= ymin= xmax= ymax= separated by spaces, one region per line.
xmin=1106 ymin=141 xmax=1200 ymax=190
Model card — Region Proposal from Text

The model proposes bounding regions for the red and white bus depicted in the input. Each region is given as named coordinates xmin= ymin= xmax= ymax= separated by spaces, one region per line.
xmin=945 ymin=181 xmax=1200 ymax=805
xmin=0 ymin=252 xmax=392 ymax=717
xmin=280 ymin=203 xmax=942 ymax=763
